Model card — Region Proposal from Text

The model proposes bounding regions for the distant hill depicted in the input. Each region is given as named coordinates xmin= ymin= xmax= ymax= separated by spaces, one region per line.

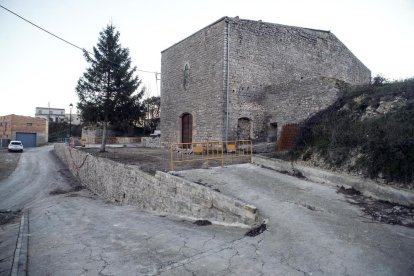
xmin=290 ymin=78 xmax=414 ymax=189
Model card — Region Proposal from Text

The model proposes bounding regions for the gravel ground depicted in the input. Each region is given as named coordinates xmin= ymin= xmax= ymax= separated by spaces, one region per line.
xmin=0 ymin=148 xmax=21 ymax=181
xmin=0 ymin=149 xmax=22 ymax=276
xmin=79 ymin=146 xmax=251 ymax=174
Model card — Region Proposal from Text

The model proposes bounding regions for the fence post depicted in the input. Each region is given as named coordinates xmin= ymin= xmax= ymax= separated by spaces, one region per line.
xmin=170 ymin=144 xmax=174 ymax=171
xmin=250 ymin=140 xmax=253 ymax=163
xmin=221 ymin=141 xmax=224 ymax=167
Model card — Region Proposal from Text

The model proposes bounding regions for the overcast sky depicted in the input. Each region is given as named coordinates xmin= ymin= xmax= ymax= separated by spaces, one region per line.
xmin=1 ymin=0 xmax=413 ymax=117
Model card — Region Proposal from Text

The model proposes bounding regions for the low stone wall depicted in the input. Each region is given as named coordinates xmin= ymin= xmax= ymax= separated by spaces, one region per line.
xmin=115 ymin=137 xmax=141 ymax=144
xmin=253 ymin=155 xmax=414 ymax=207
xmin=54 ymin=144 xmax=260 ymax=227
xmin=142 ymin=137 xmax=161 ymax=148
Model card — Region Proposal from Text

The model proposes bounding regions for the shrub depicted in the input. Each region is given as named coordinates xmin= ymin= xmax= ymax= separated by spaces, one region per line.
xmin=293 ymin=78 xmax=414 ymax=184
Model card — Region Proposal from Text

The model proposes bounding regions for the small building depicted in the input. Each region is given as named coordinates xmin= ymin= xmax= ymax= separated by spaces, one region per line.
xmin=35 ymin=107 xmax=66 ymax=122
xmin=65 ymin=113 xmax=81 ymax=125
xmin=0 ymin=114 xmax=48 ymax=147
xmin=160 ymin=17 xmax=371 ymax=151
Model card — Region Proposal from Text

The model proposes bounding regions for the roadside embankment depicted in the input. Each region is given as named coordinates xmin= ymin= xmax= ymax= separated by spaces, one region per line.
xmin=253 ymin=155 xmax=414 ymax=207
xmin=54 ymin=144 xmax=260 ymax=227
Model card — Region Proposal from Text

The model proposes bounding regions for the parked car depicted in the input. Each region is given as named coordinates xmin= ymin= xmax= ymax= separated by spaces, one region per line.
xmin=8 ymin=141 xmax=24 ymax=152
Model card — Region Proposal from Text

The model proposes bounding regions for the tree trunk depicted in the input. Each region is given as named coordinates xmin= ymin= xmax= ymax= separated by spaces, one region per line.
xmin=100 ymin=121 xmax=107 ymax=152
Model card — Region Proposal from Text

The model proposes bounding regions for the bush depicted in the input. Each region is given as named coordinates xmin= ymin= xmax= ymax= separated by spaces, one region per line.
xmin=293 ymin=78 xmax=414 ymax=184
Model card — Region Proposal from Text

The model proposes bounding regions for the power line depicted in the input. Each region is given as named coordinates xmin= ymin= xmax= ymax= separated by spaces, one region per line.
xmin=0 ymin=4 xmax=159 ymax=75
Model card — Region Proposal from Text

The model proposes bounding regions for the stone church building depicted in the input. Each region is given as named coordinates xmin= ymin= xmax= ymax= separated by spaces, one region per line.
xmin=160 ymin=16 xmax=370 ymax=150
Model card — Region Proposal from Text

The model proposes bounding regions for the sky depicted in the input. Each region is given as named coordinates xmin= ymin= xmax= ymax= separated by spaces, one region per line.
xmin=1 ymin=0 xmax=413 ymax=117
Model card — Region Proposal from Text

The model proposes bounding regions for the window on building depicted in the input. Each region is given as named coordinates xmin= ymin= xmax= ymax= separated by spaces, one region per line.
xmin=26 ymin=123 xmax=32 ymax=126
xmin=38 ymin=110 xmax=42 ymax=114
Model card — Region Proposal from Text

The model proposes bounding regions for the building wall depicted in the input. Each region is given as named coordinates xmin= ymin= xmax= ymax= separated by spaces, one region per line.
xmin=65 ymin=113 xmax=81 ymax=125
xmin=264 ymin=77 xmax=344 ymax=124
xmin=226 ymin=77 xmax=344 ymax=144
xmin=35 ymin=107 xmax=65 ymax=122
xmin=227 ymin=18 xmax=370 ymax=88
xmin=0 ymin=115 xmax=12 ymax=142
xmin=0 ymin=115 xmax=48 ymax=146
xmin=226 ymin=18 xmax=370 ymax=142
xmin=160 ymin=19 xmax=227 ymax=143
xmin=161 ymin=17 xmax=371 ymax=146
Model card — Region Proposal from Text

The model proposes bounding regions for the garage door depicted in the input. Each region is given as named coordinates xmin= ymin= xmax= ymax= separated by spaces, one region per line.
xmin=16 ymin=132 xmax=37 ymax=148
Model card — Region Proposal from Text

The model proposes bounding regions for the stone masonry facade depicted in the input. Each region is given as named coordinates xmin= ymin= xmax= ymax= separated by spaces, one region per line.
xmin=161 ymin=19 xmax=227 ymax=143
xmin=160 ymin=17 xmax=371 ymax=150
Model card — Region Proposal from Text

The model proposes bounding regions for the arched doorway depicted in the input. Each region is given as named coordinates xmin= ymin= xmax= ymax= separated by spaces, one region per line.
xmin=181 ymin=113 xmax=192 ymax=144
xmin=237 ymin=117 xmax=251 ymax=140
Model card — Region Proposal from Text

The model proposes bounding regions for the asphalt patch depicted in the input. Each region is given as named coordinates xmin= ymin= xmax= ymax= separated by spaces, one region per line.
xmin=0 ymin=210 xmax=21 ymax=225
xmin=193 ymin=220 xmax=212 ymax=226
xmin=337 ymin=186 xmax=414 ymax=228
xmin=337 ymin=186 xmax=361 ymax=196
xmin=245 ymin=223 xmax=267 ymax=237
xmin=277 ymin=169 xmax=306 ymax=179
xmin=49 ymin=185 xmax=83 ymax=195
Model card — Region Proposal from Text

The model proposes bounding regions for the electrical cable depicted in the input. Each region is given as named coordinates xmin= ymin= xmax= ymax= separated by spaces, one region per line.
xmin=0 ymin=4 xmax=159 ymax=75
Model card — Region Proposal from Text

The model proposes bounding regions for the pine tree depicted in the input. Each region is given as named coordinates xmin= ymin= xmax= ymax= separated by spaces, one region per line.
xmin=143 ymin=96 xmax=161 ymax=134
xmin=76 ymin=24 xmax=143 ymax=152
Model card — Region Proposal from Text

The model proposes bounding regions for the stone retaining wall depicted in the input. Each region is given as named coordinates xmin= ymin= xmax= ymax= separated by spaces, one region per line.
xmin=142 ymin=137 xmax=161 ymax=148
xmin=253 ymin=155 xmax=414 ymax=207
xmin=54 ymin=144 xmax=260 ymax=227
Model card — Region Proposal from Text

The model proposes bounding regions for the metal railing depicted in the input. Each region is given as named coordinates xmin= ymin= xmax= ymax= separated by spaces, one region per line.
xmin=170 ymin=140 xmax=252 ymax=171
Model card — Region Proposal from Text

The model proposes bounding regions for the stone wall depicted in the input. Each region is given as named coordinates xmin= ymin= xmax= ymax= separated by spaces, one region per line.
xmin=264 ymin=77 xmax=344 ymax=126
xmin=160 ymin=18 xmax=227 ymax=143
xmin=81 ymin=126 xmax=115 ymax=141
xmin=115 ymin=137 xmax=141 ymax=144
xmin=160 ymin=16 xmax=371 ymax=147
xmin=54 ymin=144 xmax=260 ymax=227
xmin=142 ymin=137 xmax=161 ymax=148
xmin=227 ymin=18 xmax=370 ymax=88
xmin=226 ymin=18 xmax=370 ymax=142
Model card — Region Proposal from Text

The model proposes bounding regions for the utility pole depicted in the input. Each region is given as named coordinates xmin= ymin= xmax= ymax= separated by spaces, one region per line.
xmin=69 ymin=103 xmax=73 ymax=137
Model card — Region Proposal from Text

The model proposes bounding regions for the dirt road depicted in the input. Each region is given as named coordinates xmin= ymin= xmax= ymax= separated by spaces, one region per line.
xmin=0 ymin=146 xmax=413 ymax=275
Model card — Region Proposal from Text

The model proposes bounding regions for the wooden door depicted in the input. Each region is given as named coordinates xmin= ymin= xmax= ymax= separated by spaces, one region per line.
xmin=182 ymin=113 xmax=192 ymax=144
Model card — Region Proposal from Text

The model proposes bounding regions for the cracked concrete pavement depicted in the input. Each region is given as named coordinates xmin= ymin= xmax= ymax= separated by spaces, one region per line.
xmin=176 ymin=164 xmax=414 ymax=275
xmin=0 ymin=146 xmax=413 ymax=275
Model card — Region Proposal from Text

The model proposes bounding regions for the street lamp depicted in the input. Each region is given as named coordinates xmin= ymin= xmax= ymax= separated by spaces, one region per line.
xmin=69 ymin=103 xmax=73 ymax=137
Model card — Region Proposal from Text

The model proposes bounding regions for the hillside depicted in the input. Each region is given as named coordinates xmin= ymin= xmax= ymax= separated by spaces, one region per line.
xmin=290 ymin=78 xmax=414 ymax=189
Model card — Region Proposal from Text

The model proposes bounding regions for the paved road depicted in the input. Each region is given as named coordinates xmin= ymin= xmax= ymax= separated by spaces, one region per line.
xmin=0 ymin=146 xmax=413 ymax=275
xmin=177 ymin=165 xmax=414 ymax=276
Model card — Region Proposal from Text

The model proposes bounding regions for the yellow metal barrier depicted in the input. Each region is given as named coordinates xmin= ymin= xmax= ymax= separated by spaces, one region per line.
xmin=170 ymin=140 xmax=252 ymax=171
